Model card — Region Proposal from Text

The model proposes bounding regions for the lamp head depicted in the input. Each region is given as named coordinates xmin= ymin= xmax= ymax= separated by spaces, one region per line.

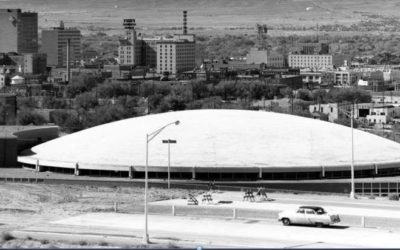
xmin=174 ymin=120 xmax=180 ymax=126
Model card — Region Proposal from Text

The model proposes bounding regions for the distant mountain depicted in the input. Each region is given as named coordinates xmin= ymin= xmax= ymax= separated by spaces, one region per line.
xmin=0 ymin=0 xmax=398 ymax=33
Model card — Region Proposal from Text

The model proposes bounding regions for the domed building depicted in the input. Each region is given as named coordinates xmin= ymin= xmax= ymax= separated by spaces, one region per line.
xmin=18 ymin=109 xmax=400 ymax=180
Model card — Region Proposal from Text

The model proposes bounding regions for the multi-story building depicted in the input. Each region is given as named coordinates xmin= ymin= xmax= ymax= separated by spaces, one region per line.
xmin=157 ymin=34 xmax=196 ymax=75
xmin=118 ymin=19 xmax=142 ymax=66
xmin=334 ymin=70 xmax=351 ymax=86
xmin=367 ymin=105 xmax=395 ymax=124
xmin=288 ymin=54 xmax=333 ymax=69
xmin=41 ymin=21 xmax=81 ymax=67
xmin=7 ymin=53 xmax=47 ymax=75
xmin=246 ymin=48 xmax=285 ymax=67
xmin=156 ymin=34 xmax=195 ymax=75
xmin=300 ymin=71 xmax=322 ymax=84
xmin=0 ymin=9 xmax=38 ymax=54
xmin=141 ymin=37 xmax=159 ymax=68
xmin=22 ymin=53 xmax=47 ymax=74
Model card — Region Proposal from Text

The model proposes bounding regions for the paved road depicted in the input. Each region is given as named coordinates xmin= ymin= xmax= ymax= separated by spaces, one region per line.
xmin=11 ymin=213 xmax=400 ymax=248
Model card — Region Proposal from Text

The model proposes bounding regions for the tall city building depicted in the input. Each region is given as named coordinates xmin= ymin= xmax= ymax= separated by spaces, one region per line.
xmin=0 ymin=9 xmax=38 ymax=53
xmin=41 ymin=21 xmax=81 ymax=67
xmin=156 ymin=11 xmax=196 ymax=75
xmin=118 ymin=19 xmax=142 ymax=65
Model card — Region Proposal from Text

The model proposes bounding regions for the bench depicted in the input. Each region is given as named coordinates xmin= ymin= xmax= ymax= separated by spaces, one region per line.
xmin=202 ymin=193 xmax=213 ymax=203
xmin=187 ymin=194 xmax=198 ymax=205
xmin=243 ymin=190 xmax=255 ymax=202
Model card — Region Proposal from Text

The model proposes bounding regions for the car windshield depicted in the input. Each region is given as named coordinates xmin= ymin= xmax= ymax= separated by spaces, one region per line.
xmin=315 ymin=208 xmax=325 ymax=214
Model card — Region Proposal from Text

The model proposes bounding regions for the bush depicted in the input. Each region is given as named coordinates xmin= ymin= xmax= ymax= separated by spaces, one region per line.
xmin=18 ymin=110 xmax=47 ymax=125
xmin=388 ymin=193 xmax=399 ymax=201
xmin=79 ymin=240 xmax=88 ymax=246
xmin=0 ymin=232 xmax=15 ymax=242
xmin=40 ymin=239 xmax=49 ymax=244
xmin=368 ymin=195 xmax=376 ymax=199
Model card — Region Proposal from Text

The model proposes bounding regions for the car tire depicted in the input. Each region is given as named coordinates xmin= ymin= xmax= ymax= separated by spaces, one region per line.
xmin=282 ymin=218 xmax=291 ymax=226
xmin=315 ymin=222 xmax=324 ymax=228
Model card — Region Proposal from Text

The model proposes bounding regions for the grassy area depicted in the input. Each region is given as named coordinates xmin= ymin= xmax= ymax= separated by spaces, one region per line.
xmin=0 ymin=183 xmax=203 ymax=248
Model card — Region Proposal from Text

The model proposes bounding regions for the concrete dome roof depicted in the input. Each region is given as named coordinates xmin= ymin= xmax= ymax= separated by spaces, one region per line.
xmin=18 ymin=109 xmax=400 ymax=170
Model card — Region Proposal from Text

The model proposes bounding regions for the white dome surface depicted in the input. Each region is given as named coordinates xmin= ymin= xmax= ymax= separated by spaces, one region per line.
xmin=18 ymin=109 xmax=400 ymax=169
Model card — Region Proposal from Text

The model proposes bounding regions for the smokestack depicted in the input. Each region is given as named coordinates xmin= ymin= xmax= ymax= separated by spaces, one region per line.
xmin=66 ymin=38 xmax=70 ymax=83
xmin=183 ymin=10 xmax=187 ymax=35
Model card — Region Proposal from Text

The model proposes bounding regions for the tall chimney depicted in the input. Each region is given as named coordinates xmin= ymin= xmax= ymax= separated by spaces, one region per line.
xmin=66 ymin=38 xmax=71 ymax=83
xmin=183 ymin=10 xmax=187 ymax=35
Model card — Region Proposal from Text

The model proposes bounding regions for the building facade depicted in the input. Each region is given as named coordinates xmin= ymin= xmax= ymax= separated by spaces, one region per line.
xmin=141 ymin=38 xmax=159 ymax=68
xmin=246 ymin=48 xmax=285 ymax=67
xmin=157 ymin=34 xmax=196 ymax=75
xmin=23 ymin=53 xmax=47 ymax=74
xmin=118 ymin=19 xmax=142 ymax=66
xmin=41 ymin=21 xmax=81 ymax=67
xmin=288 ymin=54 xmax=333 ymax=69
xmin=297 ymin=42 xmax=329 ymax=55
xmin=0 ymin=94 xmax=16 ymax=125
xmin=0 ymin=9 xmax=38 ymax=54
xmin=366 ymin=106 xmax=395 ymax=124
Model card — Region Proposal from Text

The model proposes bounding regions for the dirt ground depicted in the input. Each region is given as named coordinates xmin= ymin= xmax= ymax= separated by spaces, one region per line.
xmin=0 ymin=182 xmax=201 ymax=248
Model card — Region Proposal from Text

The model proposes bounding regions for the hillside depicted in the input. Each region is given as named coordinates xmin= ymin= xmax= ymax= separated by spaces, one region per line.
xmin=0 ymin=0 xmax=398 ymax=35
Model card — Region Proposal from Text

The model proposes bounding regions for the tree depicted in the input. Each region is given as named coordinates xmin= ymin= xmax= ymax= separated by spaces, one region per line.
xmin=328 ymin=88 xmax=371 ymax=103
xmin=75 ymin=92 xmax=99 ymax=110
xmin=18 ymin=110 xmax=47 ymax=125
xmin=296 ymin=89 xmax=313 ymax=101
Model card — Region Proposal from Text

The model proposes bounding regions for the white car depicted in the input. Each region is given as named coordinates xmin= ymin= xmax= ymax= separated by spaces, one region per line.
xmin=278 ymin=206 xmax=340 ymax=227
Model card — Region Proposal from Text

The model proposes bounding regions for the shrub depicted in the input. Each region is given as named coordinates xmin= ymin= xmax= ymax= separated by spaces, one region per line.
xmin=40 ymin=239 xmax=49 ymax=244
xmin=79 ymin=240 xmax=88 ymax=246
xmin=0 ymin=232 xmax=15 ymax=242
xmin=368 ymin=195 xmax=376 ymax=199
xmin=388 ymin=193 xmax=399 ymax=201
xmin=99 ymin=241 xmax=108 ymax=246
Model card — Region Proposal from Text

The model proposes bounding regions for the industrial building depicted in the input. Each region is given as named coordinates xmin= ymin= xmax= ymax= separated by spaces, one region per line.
xmin=18 ymin=109 xmax=400 ymax=180
xmin=0 ymin=9 xmax=38 ymax=54
xmin=41 ymin=21 xmax=81 ymax=67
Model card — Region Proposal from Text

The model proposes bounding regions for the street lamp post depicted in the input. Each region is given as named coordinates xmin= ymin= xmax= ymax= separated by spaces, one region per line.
xmin=162 ymin=139 xmax=177 ymax=189
xmin=144 ymin=120 xmax=180 ymax=244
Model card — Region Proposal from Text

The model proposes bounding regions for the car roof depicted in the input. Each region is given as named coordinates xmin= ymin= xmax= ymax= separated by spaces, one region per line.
xmin=299 ymin=206 xmax=324 ymax=210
